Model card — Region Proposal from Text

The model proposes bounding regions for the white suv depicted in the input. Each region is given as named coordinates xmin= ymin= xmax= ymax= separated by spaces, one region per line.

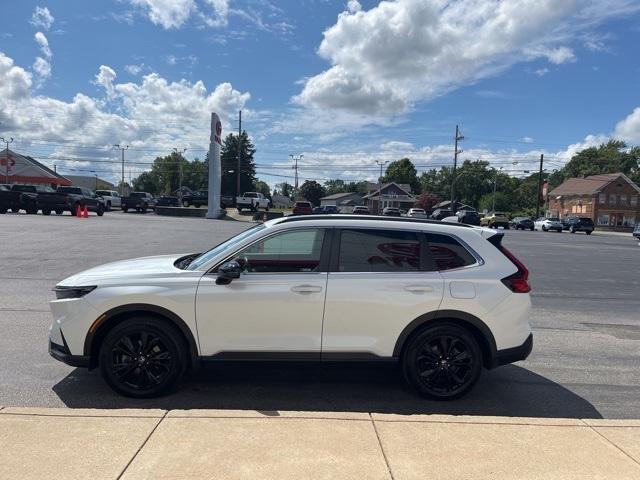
xmin=49 ymin=216 xmax=532 ymax=399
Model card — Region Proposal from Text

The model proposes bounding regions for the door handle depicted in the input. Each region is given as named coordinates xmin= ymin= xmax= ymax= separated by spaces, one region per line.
xmin=291 ymin=285 xmax=323 ymax=294
xmin=403 ymin=285 xmax=434 ymax=293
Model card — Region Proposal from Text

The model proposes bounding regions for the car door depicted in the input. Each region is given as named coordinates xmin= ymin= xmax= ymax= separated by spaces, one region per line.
xmin=322 ymin=227 xmax=444 ymax=358
xmin=195 ymin=227 xmax=330 ymax=358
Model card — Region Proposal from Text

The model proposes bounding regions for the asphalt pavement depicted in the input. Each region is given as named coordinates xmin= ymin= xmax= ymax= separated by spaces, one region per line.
xmin=0 ymin=212 xmax=639 ymax=418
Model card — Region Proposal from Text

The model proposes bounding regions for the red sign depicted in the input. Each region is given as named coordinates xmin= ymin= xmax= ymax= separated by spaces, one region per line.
xmin=0 ymin=156 xmax=16 ymax=168
xmin=542 ymin=180 xmax=549 ymax=197
xmin=214 ymin=120 xmax=222 ymax=145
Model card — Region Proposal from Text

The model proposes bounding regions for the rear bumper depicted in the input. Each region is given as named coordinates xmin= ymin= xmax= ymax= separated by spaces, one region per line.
xmin=49 ymin=340 xmax=90 ymax=368
xmin=494 ymin=333 xmax=533 ymax=367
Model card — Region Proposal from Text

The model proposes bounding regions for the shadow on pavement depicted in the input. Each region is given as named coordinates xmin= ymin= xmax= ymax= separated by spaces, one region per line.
xmin=52 ymin=362 xmax=602 ymax=419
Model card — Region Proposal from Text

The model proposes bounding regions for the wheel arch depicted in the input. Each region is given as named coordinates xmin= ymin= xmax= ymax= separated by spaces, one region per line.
xmin=393 ymin=310 xmax=498 ymax=369
xmin=83 ymin=303 xmax=199 ymax=370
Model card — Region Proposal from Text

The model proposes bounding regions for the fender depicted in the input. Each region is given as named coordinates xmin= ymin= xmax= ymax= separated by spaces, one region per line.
xmin=83 ymin=303 xmax=199 ymax=368
xmin=392 ymin=309 xmax=498 ymax=367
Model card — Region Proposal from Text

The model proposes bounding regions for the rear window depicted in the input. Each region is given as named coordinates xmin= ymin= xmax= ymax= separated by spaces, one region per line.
xmin=338 ymin=229 xmax=422 ymax=272
xmin=295 ymin=202 xmax=311 ymax=207
xmin=426 ymin=233 xmax=476 ymax=271
xmin=130 ymin=192 xmax=146 ymax=198
xmin=579 ymin=217 xmax=593 ymax=224
xmin=56 ymin=187 xmax=82 ymax=194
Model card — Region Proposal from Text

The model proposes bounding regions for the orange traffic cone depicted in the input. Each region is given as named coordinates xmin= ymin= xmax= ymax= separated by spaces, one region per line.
xmin=76 ymin=204 xmax=82 ymax=218
xmin=82 ymin=206 xmax=89 ymax=218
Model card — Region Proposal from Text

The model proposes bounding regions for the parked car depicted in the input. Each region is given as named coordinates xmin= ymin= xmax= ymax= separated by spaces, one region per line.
xmin=323 ymin=205 xmax=340 ymax=214
xmin=352 ymin=205 xmax=370 ymax=215
xmin=0 ymin=184 xmax=38 ymax=214
xmin=95 ymin=190 xmax=122 ymax=211
xmin=182 ymin=190 xmax=208 ymax=208
xmin=431 ymin=208 xmax=453 ymax=220
xmin=407 ymin=208 xmax=428 ymax=218
xmin=292 ymin=201 xmax=313 ymax=215
xmin=156 ymin=196 xmax=179 ymax=207
xmin=510 ymin=217 xmax=535 ymax=231
xmin=49 ymin=215 xmax=533 ymax=399
xmin=221 ymin=195 xmax=235 ymax=209
xmin=236 ymin=192 xmax=270 ymax=212
xmin=534 ymin=217 xmax=563 ymax=232
xmin=383 ymin=207 xmax=402 ymax=216
xmin=13 ymin=184 xmax=104 ymax=216
xmin=480 ymin=212 xmax=509 ymax=229
xmin=122 ymin=192 xmax=156 ymax=213
xmin=563 ymin=216 xmax=594 ymax=234
xmin=457 ymin=210 xmax=482 ymax=226
xmin=312 ymin=206 xmax=324 ymax=214
xmin=633 ymin=224 xmax=640 ymax=240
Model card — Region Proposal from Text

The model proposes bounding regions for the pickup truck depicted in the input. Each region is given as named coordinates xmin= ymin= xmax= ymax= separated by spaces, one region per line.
xmin=122 ymin=192 xmax=156 ymax=213
xmin=9 ymin=184 xmax=105 ymax=215
xmin=0 ymin=184 xmax=39 ymax=214
xmin=236 ymin=192 xmax=270 ymax=212
xmin=182 ymin=190 xmax=208 ymax=208
xmin=95 ymin=190 xmax=122 ymax=211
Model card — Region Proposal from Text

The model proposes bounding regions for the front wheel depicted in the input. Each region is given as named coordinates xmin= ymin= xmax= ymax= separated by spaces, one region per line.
xmin=42 ymin=209 xmax=51 ymax=215
xmin=530 ymin=226 xmax=534 ymax=231
xmin=183 ymin=200 xmax=190 ymax=207
xmin=55 ymin=209 xmax=63 ymax=215
xmin=542 ymin=226 xmax=547 ymax=231
xmin=586 ymin=230 xmax=592 ymax=235
xmin=106 ymin=201 xmax=111 ymax=212
xmin=141 ymin=204 xmax=147 ymax=214
xmin=98 ymin=318 xmax=187 ymax=398
xmin=97 ymin=205 xmax=105 ymax=216
xmin=402 ymin=323 xmax=482 ymax=400
xmin=122 ymin=207 xmax=128 ymax=213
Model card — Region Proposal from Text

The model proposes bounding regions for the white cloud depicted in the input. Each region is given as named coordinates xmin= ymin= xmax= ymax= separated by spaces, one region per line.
xmin=129 ymin=0 xmax=196 ymax=29
xmin=32 ymin=57 xmax=51 ymax=79
xmin=30 ymin=6 xmax=54 ymax=30
xmin=347 ymin=0 xmax=362 ymax=14
xmin=201 ymin=0 xmax=230 ymax=27
xmin=294 ymin=0 xmax=639 ymax=128
xmin=534 ymin=68 xmax=549 ymax=76
xmin=34 ymin=32 xmax=52 ymax=59
xmin=521 ymin=137 xmax=535 ymax=143
xmin=0 ymin=52 xmax=251 ymax=182
xmin=614 ymin=107 xmax=640 ymax=143
xmin=125 ymin=64 xmax=145 ymax=75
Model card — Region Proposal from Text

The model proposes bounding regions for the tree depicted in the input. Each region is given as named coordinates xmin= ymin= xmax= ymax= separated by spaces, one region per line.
xmin=414 ymin=192 xmax=441 ymax=212
xmin=298 ymin=180 xmax=325 ymax=206
xmin=382 ymin=158 xmax=420 ymax=193
xmin=132 ymin=172 xmax=159 ymax=194
xmin=274 ymin=182 xmax=294 ymax=199
xmin=220 ymin=131 xmax=257 ymax=196
xmin=254 ymin=180 xmax=271 ymax=198
xmin=324 ymin=179 xmax=347 ymax=195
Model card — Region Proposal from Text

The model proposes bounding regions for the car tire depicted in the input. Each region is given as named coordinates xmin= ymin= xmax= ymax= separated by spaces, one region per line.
xmin=183 ymin=200 xmax=190 ymax=208
xmin=570 ymin=227 xmax=576 ymax=233
xmin=42 ymin=209 xmax=51 ymax=215
xmin=402 ymin=322 xmax=482 ymax=400
xmin=141 ymin=204 xmax=147 ymax=214
xmin=55 ymin=209 xmax=63 ymax=215
xmin=98 ymin=317 xmax=187 ymax=398
xmin=542 ymin=225 xmax=547 ymax=232
xmin=106 ymin=201 xmax=111 ymax=212
xmin=0 ymin=207 xmax=6 ymax=214
xmin=586 ymin=230 xmax=592 ymax=235
xmin=122 ymin=207 xmax=128 ymax=213
xmin=530 ymin=227 xmax=534 ymax=231
xmin=97 ymin=205 xmax=105 ymax=216
xmin=237 ymin=207 xmax=242 ymax=213
xmin=26 ymin=208 xmax=38 ymax=214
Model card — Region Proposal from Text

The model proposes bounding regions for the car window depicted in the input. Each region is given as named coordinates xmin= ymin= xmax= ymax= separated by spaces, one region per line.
xmin=338 ymin=229 xmax=421 ymax=272
xmin=426 ymin=233 xmax=476 ymax=271
xmin=238 ymin=228 xmax=325 ymax=273
xmin=187 ymin=224 xmax=266 ymax=271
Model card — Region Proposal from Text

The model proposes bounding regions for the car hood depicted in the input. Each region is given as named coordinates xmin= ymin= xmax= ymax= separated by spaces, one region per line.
xmin=57 ymin=254 xmax=190 ymax=286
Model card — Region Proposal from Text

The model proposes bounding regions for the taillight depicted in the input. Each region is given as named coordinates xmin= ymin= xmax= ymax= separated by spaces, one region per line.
xmin=498 ymin=245 xmax=531 ymax=293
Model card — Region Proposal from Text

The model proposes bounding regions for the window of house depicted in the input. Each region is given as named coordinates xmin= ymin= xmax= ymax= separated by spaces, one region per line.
xmin=239 ymin=229 xmax=325 ymax=273
xmin=631 ymin=196 xmax=638 ymax=206
xmin=620 ymin=195 xmax=627 ymax=205
xmin=338 ymin=229 xmax=422 ymax=272
xmin=426 ymin=233 xmax=477 ymax=271
xmin=599 ymin=194 xmax=606 ymax=204
xmin=597 ymin=214 xmax=609 ymax=226
xmin=609 ymin=194 xmax=617 ymax=205
xmin=623 ymin=216 xmax=636 ymax=227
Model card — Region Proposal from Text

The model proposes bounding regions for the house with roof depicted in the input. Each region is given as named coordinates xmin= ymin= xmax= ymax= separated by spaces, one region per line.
xmin=364 ymin=182 xmax=416 ymax=213
xmin=271 ymin=194 xmax=294 ymax=209
xmin=0 ymin=149 xmax=71 ymax=187
xmin=319 ymin=192 xmax=363 ymax=212
xmin=548 ymin=172 xmax=639 ymax=230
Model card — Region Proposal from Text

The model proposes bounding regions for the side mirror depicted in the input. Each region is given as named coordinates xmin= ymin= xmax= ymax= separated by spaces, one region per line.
xmin=215 ymin=260 xmax=242 ymax=285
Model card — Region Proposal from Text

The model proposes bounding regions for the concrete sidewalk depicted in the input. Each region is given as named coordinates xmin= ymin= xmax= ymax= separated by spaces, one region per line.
xmin=1 ymin=407 xmax=639 ymax=480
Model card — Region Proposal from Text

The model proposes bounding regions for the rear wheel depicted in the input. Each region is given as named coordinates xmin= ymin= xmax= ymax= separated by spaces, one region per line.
xmin=42 ymin=208 xmax=51 ymax=215
xmin=55 ymin=209 xmax=63 ymax=215
xmin=542 ymin=225 xmax=547 ymax=231
xmin=106 ymin=201 xmax=111 ymax=211
xmin=122 ymin=207 xmax=128 ymax=213
xmin=402 ymin=323 xmax=482 ymax=400
xmin=141 ymin=204 xmax=147 ymax=214
xmin=570 ymin=227 xmax=576 ymax=233
xmin=98 ymin=317 xmax=187 ymax=398
xmin=26 ymin=207 xmax=38 ymax=214
xmin=0 ymin=207 xmax=6 ymax=214
xmin=183 ymin=200 xmax=190 ymax=207
xmin=97 ymin=204 xmax=105 ymax=216
xmin=586 ymin=230 xmax=592 ymax=235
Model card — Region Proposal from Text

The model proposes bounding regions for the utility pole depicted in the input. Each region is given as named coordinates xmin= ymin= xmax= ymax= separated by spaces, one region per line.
xmin=114 ymin=144 xmax=129 ymax=195
xmin=236 ymin=110 xmax=242 ymax=198
xmin=535 ymin=153 xmax=544 ymax=219
xmin=290 ymin=154 xmax=303 ymax=192
xmin=492 ymin=167 xmax=503 ymax=211
xmin=450 ymin=125 xmax=464 ymax=213
xmin=1 ymin=137 xmax=14 ymax=184
xmin=376 ymin=160 xmax=389 ymax=214
xmin=174 ymin=147 xmax=187 ymax=205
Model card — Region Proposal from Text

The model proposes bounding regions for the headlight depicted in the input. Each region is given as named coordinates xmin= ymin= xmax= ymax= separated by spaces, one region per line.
xmin=53 ymin=285 xmax=97 ymax=300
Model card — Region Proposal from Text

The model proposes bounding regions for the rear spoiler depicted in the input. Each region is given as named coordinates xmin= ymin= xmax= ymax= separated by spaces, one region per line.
xmin=484 ymin=230 xmax=504 ymax=248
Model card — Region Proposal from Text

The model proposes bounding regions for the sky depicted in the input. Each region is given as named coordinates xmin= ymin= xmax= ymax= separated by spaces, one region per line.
xmin=1 ymin=0 xmax=640 ymax=187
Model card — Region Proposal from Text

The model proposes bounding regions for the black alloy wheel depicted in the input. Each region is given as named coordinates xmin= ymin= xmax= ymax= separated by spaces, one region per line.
xmin=97 ymin=204 xmax=105 ymax=216
xmin=99 ymin=318 xmax=186 ymax=398
xmin=403 ymin=323 xmax=482 ymax=400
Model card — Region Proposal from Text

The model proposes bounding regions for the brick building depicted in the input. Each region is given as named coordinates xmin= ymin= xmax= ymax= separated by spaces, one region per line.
xmin=548 ymin=173 xmax=639 ymax=231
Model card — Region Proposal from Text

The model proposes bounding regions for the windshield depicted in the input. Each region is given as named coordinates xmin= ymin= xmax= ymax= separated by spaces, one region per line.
xmin=130 ymin=192 xmax=146 ymax=198
xmin=187 ymin=224 xmax=266 ymax=271
xmin=56 ymin=187 xmax=81 ymax=194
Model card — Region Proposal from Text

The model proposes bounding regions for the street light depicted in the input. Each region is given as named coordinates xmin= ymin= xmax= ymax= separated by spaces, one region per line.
xmin=376 ymin=160 xmax=389 ymax=214
xmin=492 ymin=167 xmax=503 ymax=212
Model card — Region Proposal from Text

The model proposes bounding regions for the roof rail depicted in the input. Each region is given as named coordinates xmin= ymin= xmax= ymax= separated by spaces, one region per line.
xmin=274 ymin=214 xmax=474 ymax=228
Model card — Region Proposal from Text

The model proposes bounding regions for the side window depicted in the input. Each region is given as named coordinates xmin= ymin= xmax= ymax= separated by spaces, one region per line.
xmin=237 ymin=229 xmax=325 ymax=273
xmin=338 ymin=229 xmax=421 ymax=272
xmin=426 ymin=233 xmax=476 ymax=271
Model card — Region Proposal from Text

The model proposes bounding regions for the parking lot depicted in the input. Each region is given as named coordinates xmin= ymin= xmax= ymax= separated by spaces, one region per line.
xmin=0 ymin=212 xmax=639 ymax=418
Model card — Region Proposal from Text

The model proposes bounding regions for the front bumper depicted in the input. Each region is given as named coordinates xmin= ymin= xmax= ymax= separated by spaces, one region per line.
xmin=495 ymin=333 xmax=533 ymax=366
xmin=49 ymin=340 xmax=90 ymax=368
